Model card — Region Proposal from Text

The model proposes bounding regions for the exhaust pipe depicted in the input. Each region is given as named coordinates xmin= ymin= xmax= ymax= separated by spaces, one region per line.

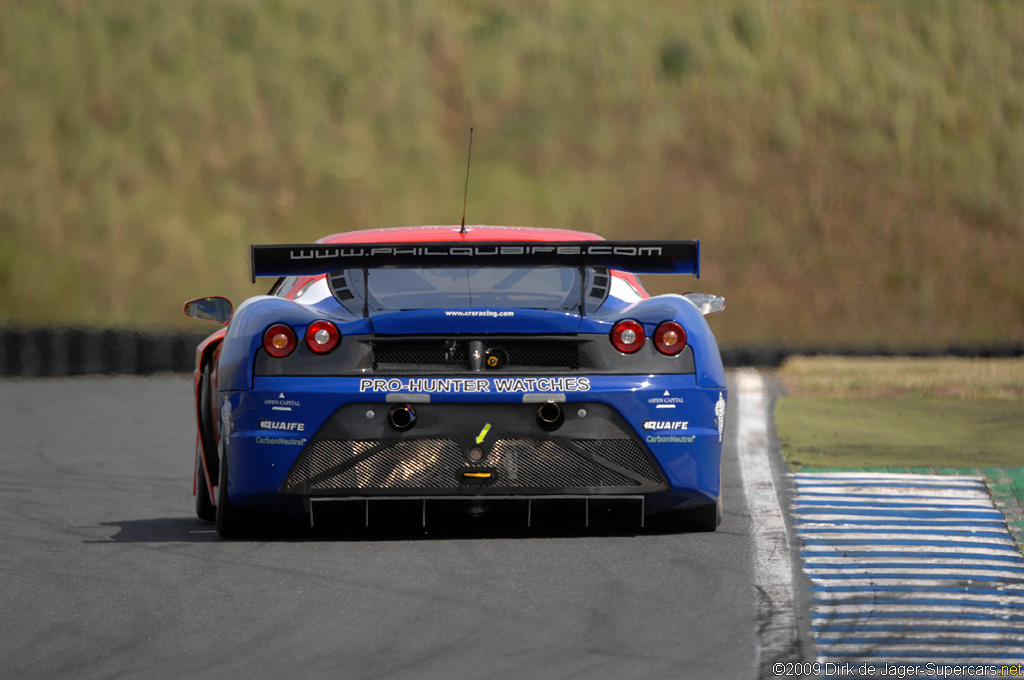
xmin=536 ymin=401 xmax=564 ymax=431
xmin=388 ymin=404 xmax=417 ymax=431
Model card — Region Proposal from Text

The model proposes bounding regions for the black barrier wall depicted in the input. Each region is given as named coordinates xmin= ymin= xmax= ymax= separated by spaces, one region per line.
xmin=0 ymin=327 xmax=211 ymax=377
xmin=0 ymin=326 xmax=1021 ymax=377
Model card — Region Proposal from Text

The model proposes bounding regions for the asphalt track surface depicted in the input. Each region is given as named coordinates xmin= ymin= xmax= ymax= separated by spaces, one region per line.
xmin=0 ymin=376 xmax=762 ymax=680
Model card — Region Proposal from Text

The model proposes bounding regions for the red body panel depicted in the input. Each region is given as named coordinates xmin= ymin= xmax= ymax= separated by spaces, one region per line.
xmin=193 ymin=328 xmax=226 ymax=502
xmin=317 ymin=225 xmax=649 ymax=298
xmin=321 ymin=225 xmax=604 ymax=244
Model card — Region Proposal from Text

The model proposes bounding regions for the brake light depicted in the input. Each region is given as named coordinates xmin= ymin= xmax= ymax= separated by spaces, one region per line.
xmin=654 ymin=321 xmax=686 ymax=355
xmin=262 ymin=323 xmax=297 ymax=358
xmin=610 ymin=319 xmax=645 ymax=353
xmin=305 ymin=320 xmax=340 ymax=354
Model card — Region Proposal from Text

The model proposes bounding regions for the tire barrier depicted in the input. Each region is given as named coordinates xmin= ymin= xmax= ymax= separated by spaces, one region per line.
xmin=0 ymin=327 xmax=211 ymax=377
xmin=0 ymin=326 xmax=1021 ymax=377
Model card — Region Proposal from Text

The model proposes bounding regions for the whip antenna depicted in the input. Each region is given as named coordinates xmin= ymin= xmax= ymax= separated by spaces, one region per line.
xmin=460 ymin=127 xmax=474 ymax=235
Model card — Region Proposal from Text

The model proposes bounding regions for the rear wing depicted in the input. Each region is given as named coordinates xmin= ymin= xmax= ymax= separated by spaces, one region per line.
xmin=250 ymin=240 xmax=700 ymax=282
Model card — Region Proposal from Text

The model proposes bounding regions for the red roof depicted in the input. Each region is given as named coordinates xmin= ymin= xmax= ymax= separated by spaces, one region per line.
xmin=321 ymin=225 xmax=604 ymax=244
xmin=274 ymin=225 xmax=645 ymax=301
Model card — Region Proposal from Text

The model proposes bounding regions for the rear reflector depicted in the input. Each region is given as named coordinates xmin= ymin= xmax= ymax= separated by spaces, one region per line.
xmin=653 ymin=321 xmax=686 ymax=355
xmin=262 ymin=323 xmax=297 ymax=358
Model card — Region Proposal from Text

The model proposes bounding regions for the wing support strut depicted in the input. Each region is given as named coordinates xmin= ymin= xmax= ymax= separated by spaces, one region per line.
xmin=578 ymin=260 xmax=587 ymax=318
xmin=361 ymin=263 xmax=370 ymax=319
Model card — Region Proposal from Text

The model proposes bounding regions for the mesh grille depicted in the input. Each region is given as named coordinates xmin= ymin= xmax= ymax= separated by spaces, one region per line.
xmin=285 ymin=437 xmax=660 ymax=493
xmin=324 ymin=439 xmax=464 ymax=489
xmin=571 ymin=439 xmax=663 ymax=482
xmin=373 ymin=341 xmax=466 ymax=373
xmin=489 ymin=439 xmax=637 ymax=487
xmin=502 ymin=341 xmax=579 ymax=370
xmin=283 ymin=440 xmax=378 ymax=490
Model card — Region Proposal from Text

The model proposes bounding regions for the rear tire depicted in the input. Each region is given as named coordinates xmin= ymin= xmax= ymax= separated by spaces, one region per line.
xmin=195 ymin=451 xmax=215 ymax=522
xmin=215 ymin=441 xmax=257 ymax=539
xmin=195 ymin=361 xmax=218 ymax=522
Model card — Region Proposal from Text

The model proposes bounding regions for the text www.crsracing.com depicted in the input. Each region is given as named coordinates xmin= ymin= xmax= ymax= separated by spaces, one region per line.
xmin=443 ymin=310 xmax=515 ymax=318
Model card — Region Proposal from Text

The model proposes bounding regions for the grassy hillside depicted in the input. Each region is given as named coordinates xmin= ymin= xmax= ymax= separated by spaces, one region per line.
xmin=2 ymin=1 xmax=1023 ymax=348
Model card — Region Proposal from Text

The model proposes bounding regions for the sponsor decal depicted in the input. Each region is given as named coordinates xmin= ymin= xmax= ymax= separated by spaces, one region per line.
xmin=256 ymin=436 xmax=307 ymax=446
xmin=493 ymin=377 xmax=589 ymax=392
xmin=642 ymin=420 xmax=689 ymax=431
xmin=220 ymin=397 xmax=232 ymax=442
xmin=444 ymin=310 xmax=515 ymax=318
xmin=259 ymin=420 xmax=306 ymax=432
xmin=358 ymin=377 xmax=590 ymax=394
xmin=648 ymin=390 xmax=685 ymax=407
xmin=646 ymin=435 xmax=696 ymax=444
xmin=715 ymin=392 xmax=726 ymax=442
xmin=264 ymin=392 xmax=301 ymax=412
xmin=285 ymin=244 xmax=666 ymax=261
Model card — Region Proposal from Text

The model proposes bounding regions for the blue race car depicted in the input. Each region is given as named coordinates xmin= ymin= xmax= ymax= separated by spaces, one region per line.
xmin=184 ymin=225 xmax=727 ymax=537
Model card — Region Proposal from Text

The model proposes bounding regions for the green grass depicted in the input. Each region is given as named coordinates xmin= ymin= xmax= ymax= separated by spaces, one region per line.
xmin=776 ymin=356 xmax=1024 ymax=544
xmin=775 ymin=355 xmax=1024 ymax=401
xmin=0 ymin=1 xmax=1023 ymax=348
xmin=775 ymin=397 xmax=1024 ymax=469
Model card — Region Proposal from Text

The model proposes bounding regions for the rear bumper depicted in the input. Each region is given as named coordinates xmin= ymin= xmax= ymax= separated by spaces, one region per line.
xmin=220 ymin=375 xmax=725 ymax=515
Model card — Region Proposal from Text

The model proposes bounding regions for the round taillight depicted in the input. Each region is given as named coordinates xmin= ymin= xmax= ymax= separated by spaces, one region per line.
xmin=305 ymin=320 xmax=340 ymax=354
xmin=262 ymin=323 xmax=297 ymax=358
xmin=610 ymin=319 xmax=646 ymax=354
xmin=654 ymin=321 xmax=687 ymax=355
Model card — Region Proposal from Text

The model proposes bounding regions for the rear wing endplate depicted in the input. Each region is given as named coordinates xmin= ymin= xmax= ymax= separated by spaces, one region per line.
xmin=250 ymin=240 xmax=700 ymax=282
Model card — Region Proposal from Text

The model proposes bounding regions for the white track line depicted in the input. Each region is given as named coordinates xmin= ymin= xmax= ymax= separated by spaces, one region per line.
xmin=735 ymin=368 xmax=800 ymax=674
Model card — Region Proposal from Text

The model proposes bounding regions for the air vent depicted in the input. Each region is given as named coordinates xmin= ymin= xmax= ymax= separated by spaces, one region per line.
xmin=328 ymin=271 xmax=355 ymax=301
xmin=587 ymin=267 xmax=610 ymax=300
xmin=373 ymin=340 xmax=467 ymax=372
